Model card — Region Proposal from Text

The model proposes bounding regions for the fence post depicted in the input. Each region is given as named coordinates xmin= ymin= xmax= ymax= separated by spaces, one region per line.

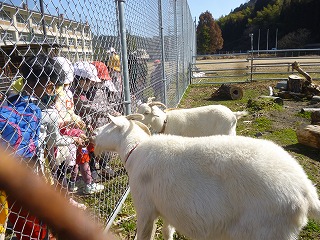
xmin=249 ymin=33 xmax=254 ymax=82
xmin=158 ymin=0 xmax=167 ymax=105
xmin=194 ymin=17 xmax=197 ymax=62
xmin=174 ymin=0 xmax=180 ymax=103
xmin=189 ymin=62 xmax=192 ymax=85
xmin=117 ymin=0 xmax=131 ymax=115
xmin=181 ymin=1 xmax=186 ymax=92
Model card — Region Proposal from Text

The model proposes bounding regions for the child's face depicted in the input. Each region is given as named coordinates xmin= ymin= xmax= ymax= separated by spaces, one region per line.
xmin=45 ymin=82 xmax=56 ymax=96
xmin=79 ymin=78 xmax=93 ymax=91
xmin=26 ymin=79 xmax=56 ymax=99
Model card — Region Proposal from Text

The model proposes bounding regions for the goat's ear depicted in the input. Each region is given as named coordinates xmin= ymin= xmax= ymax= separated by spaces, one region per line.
xmin=144 ymin=108 xmax=151 ymax=114
xmin=108 ymin=114 xmax=127 ymax=127
xmin=148 ymin=102 xmax=167 ymax=109
xmin=151 ymin=105 xmax=164 ymax=114
xmin=135 ymin=121 xmax=151 ymax=136
xmin=147 ymin=97 xmax=155 ymax=104
xmin=126 ymin=114 xmax=144 ymax=121
xmin=137 ymin=104 xmax=151 ymax=115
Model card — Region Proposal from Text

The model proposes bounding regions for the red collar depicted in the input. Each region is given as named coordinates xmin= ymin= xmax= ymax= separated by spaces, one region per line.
xmin=124 ymin=144 xmax=139 ymax=164
xmin=159 ymin=118 xmax=167 ymax=134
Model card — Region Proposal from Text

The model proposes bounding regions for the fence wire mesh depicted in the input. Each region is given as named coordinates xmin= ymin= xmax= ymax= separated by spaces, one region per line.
xmin=0 ymin=0 xmax=195 ymax=238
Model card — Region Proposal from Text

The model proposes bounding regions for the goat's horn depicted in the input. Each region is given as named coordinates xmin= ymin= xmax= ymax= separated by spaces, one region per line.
xmin=148 ymin=102 xmax=167 ymax=108
xmin=147 ymin=97 xmax=156 ymax=104
xmin=126 ymin=113 xmax=145 ymax=121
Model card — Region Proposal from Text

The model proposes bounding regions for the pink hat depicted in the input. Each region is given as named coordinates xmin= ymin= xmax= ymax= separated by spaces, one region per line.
xmin=154 ymin=59 xmax=161 ymax=64
xmin=91 ymin=61 xmax=111 ymax=81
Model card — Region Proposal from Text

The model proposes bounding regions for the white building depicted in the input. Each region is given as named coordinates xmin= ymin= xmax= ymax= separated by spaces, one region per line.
xmin=0 ymin=2 xmax=93 ymax=64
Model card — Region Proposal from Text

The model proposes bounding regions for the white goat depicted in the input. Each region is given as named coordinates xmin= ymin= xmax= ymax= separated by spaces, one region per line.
xmin=94 ymin=115 xmax=320 ymax=240
xmin=133 ymin=102 xmax=247 ymax=136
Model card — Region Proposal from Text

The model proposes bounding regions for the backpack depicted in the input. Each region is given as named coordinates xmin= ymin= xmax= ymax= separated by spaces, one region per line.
xmin=0 ymin=95 xmax=42 ymax=159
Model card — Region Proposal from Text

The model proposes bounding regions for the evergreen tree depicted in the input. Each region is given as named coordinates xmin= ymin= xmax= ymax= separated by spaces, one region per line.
xmin=197 ymin=11 xmax=223 ymax=54
xmin=218 ymin=0 xmax=320 ymax=50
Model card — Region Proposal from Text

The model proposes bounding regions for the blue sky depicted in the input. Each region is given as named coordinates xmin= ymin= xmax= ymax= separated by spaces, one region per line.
xmin=187 ymin=0 xmax=249 ymax=20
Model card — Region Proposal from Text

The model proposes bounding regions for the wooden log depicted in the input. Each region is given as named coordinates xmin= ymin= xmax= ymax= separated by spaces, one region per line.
xmin=292 ymin=61 xmax=312 ymax=82
xmin=211 ymin=84 xmax=244 ymax=100
xmin=296 ymin=124 xmax=320 ymax=149
xmin=276 ymin=91 xmax=292 ymax=99
xmin=311 ymin=96 xmax=320 ymax=102
xmin=311 ymin=111 xmax=320 ymax=124
xmin=287 ymin=75 xmax=305 ymax=93
xmin=300 ymin=108 xmax=320 ymax=113
xmin=304 ymin=85 xmax=320 ymax=97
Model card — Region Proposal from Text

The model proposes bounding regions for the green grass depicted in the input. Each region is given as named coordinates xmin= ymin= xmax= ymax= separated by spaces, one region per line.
xmin=296 ymin=111 xmax=312 ymax=119
xmin=264 ymin=128 xmax=298 ymax=145
xmin=300 ymin=220 xmax=320 ymax=239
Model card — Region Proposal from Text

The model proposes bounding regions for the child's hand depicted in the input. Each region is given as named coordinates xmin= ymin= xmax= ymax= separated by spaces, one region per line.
xmin=79 ymin=133 xmax=87 ymax=140
xmin=73 ymin=137 xmax=85 ymax=146
xmin=87 ymin=124 xmax=94 ymax=133
xmin=75 ymin=120 xmax=86 ymax=130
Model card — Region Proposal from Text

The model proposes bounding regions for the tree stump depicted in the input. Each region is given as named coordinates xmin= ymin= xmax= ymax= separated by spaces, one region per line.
xmin=311 ymin=96 xmax=320 ymax=103
xmin=296 ymin=124 xmax=320 ymax=149
xmin=211 ymin=84 xmax=243 ymax=100
xmin=301 ymin=108 xmax=320 ymax=113
xmin=311 ymin=111 xmax=320 ymax=125
xmin=287 ymin=75 xmax=305 ymax=93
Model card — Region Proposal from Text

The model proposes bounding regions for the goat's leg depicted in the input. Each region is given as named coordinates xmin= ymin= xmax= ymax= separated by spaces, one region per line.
xmin=136 ymin=214 xmax=157 ymax=240
xmin=162 ymin=219 xmax=175 ymax=240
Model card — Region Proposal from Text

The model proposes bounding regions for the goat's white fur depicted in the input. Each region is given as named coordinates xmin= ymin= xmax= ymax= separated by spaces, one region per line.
xmin=94 ymin=115 xmax=320 ymax=240
xmin=136 ymin=103 xmax=247 ymax=136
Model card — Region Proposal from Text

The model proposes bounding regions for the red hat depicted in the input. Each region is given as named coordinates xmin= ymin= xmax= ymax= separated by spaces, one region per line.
xmin=91 ymin=61 xmax=111 ymax=81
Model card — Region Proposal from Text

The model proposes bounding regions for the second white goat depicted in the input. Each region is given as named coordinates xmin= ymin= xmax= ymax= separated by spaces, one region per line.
xmin=134 ymin=102 xmax=247 ymax=136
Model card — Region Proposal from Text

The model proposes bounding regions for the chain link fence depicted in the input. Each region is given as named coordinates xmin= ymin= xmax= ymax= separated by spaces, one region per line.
xmin=0 ymin=0 xmax=195 ymax=238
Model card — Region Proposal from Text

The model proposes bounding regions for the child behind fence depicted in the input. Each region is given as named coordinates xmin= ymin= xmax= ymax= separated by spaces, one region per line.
xmin=65 ymin=61 xmax=106 ymax=194
xmin=2 ymin=54 xmax=67 ymax=240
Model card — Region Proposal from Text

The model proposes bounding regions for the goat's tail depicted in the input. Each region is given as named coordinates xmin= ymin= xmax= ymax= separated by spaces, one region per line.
xmin=233 ymin=110 xmax=249 ymax=120
xmin=309 ymin=202 xmax=320 ymax=220
xmin=309 ymin=197 xmax=320 ymax=221
xmin=307 ymin=184 xmax=320 ymax=220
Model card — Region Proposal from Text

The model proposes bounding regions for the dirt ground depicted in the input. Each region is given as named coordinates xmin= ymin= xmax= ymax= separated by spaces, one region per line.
xmin=252 ymin=81 xmax=320 ymax=128
xmin=242 ymin=80 xmax=315 ymax=128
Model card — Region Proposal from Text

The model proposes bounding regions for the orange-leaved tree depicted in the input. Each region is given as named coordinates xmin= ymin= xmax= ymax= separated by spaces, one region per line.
xmin=197 ymin=11 xmax=223 ymax=55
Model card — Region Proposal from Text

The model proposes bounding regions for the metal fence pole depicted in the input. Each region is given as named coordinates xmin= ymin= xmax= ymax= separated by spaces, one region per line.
xmin=181 ymin=1 xmax=185 ymax=92
xmin=194 ymin=17 xmax=197 ymax=61
xmin=104 ymin=187 xmax=131 ymax=233
xmin=117 ymin=0 xmax=131 ymax=115
xmin=39 ymin=0 xmax=46 ymax=38
xmin=249 ymin=33 xmax=254 ymax=82
xmin=158 ymin=0 xmax=167 ymax=105
xmin=174 ymin=0 xmax=180 ymax=103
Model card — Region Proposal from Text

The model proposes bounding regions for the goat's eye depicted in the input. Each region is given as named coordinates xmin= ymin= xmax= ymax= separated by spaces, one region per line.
xmin=144 ymin=112 xmax=150 ymax=115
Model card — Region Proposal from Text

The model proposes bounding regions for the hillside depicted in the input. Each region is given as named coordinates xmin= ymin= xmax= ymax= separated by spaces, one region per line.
xmin=217 ymin=0 xmax=320 ymax=51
